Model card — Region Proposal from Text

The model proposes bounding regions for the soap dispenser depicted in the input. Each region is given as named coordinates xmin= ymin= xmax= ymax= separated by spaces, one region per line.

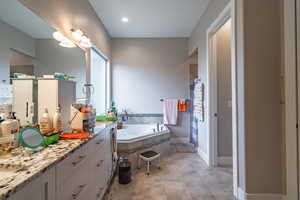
xmin=53 ymin=106 xmax=62 ymax=132
xmin=39 ymin=108 xmax=52 ymax=133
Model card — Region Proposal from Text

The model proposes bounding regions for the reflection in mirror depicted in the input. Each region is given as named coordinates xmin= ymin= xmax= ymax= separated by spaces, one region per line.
xmin=0 ymin=0 xmax=85 ymax=127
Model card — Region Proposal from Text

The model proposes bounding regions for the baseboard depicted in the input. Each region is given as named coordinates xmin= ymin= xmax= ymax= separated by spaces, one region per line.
xmin=218 ymin=156 xmax=232 ymax=166
xmin=198 ymin=148 xmax=209 ymax=165
xmin=237 ymin=187 xmax=283 ymax=200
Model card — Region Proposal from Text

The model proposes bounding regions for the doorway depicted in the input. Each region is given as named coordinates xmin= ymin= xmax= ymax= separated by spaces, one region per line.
xmin=207 ymin=3 xmax=238 ymax=196
xmin=189 ymin=50 xmax=198 ymax=149
xmin=214 ymin=20 xmax=232 ymax=166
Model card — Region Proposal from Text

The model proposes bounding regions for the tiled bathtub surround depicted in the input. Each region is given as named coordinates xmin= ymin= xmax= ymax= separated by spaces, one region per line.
xmin=119 ymin=114 xmax=163 ymax=124
xmin=117 ymin=124 xmax=172 ymax=170
xmin=119 ymin=113 xmax=191 ymax=143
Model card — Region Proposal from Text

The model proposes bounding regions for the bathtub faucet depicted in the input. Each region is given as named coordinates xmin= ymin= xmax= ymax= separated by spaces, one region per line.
xmin=156 ymin=122 xmax=163 ymax=132
xmin=121 ymin=109 xmax=129 ymax=122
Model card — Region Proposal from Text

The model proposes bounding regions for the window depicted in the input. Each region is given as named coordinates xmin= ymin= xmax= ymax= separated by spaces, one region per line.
xmin=90 ymin=48 xmax=109 ymax=115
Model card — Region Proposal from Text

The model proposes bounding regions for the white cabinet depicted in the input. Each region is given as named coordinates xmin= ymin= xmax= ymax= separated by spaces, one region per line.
xmin=8 ymin=167 xmax=56 ymax=200
xmin=8 ymin=123 xmax=116 ymax=200
xmin=12 ymin=79 xmax=38 ymax=125
xmin=38 ymin=79 xmax=76 ymax=130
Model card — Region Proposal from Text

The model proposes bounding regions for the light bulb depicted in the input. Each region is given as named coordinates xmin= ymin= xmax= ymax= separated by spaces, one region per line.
xmin=80 ymin=36 xmax=92 ymax=48
xmin=52 ymin=31 xmax=64 ymax=41
xmin=71 ymin=29 xmax=83 ymax=41
xmin=59 ymin=38 xmax=76 ymax=48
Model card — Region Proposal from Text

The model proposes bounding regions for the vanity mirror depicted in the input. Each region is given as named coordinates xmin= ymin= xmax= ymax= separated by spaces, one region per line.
xmin=0 ymin=0 xmax=86 ymax=127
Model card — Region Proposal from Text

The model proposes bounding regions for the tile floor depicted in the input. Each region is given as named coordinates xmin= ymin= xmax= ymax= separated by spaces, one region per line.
xmin=105 ymin=153 xmax=234 ymax=200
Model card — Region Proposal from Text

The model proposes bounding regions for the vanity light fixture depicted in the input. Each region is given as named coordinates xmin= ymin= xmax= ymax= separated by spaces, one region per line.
xmin=52 ymin=31 xmax=76 ymax=48
xmin=70 ymin=29 xmax=92 ymax=48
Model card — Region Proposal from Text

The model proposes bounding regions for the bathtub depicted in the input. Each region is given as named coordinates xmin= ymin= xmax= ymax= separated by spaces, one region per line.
xmin=117 ymin=124 xmax=172 ymax=170
xmin=117 ymin=124 xmax=170 ymax=143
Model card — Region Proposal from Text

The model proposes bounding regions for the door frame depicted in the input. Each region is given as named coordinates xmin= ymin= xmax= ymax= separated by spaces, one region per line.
xmin=284 ymin=0 xmax=298 ymax=199
xmin=206 ymin=2 xmax=238 ymax=197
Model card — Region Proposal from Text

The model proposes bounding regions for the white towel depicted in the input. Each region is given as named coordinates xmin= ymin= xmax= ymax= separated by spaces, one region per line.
xmin=163 ymin=99 xmax=178 ymax=125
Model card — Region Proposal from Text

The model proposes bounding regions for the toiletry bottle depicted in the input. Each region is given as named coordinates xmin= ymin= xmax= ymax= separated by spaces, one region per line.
xmin=40 ymin=108 xmax=52 ymax=133
xmin=53 ymin=106 xmax=63 ymax=132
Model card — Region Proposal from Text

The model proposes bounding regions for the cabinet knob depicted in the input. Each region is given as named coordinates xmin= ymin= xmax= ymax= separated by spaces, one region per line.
xmin=96 ymin=187 xmax=103 ymax=198
xmin=72 ymin=155 xmax=86 ymax=166
xmin=96 ymin=139 xmax=104 ymax=145
xmin=96 ymin=160 xmax=104 ymax=167
xmin=72 ymin=184 xmax=86 ymax=199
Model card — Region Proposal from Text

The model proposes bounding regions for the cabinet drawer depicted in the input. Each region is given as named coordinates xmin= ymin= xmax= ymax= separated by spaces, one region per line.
xmin=8 ymin=167 xmax=56 ymax=200
xmin=87 ymin=131 xmax=106 ymax=157
xmin=56 ymin=168 xmax=90 ymax=200
xmin=89 ymin=157 xmax=106 ymax=200
xmin=56 ymin=145 xmax=88 ymax=186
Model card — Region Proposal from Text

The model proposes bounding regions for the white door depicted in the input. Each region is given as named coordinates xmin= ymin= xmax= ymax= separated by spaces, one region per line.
xmin=297 ymin=0 xmax=300 ymax=196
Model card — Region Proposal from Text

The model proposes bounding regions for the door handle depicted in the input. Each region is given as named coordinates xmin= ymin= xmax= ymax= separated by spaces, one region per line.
xmin=214 ymin=113 xmax=218 ymax=117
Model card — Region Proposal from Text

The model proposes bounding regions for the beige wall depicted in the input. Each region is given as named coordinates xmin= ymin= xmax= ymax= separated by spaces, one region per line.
xmin=19 ymin=0 xmax=111 ymax=59
xmin=240 ymin=0 xmax=283 ymax=194
xmin=112 ymin=38 xmax=190 ymax=139
xmin=216 ymin=20 xmax=232 ymax=158
xmin=10 ymin=50 xmax=34 ymax=66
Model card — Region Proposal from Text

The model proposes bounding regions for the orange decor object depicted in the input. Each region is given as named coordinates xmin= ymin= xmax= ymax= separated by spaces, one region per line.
xmin=178 ymin=99 xmax=188 ymax=111
xmin=60 ymin=132 xmax=91 ymax=139
xmin=41 ymin=128 xmax=55 ymax=135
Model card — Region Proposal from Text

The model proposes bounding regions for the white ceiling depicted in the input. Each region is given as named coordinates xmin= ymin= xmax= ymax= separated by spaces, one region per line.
xmin=89 ymin=0 xmax=211 ymax=38
xmin=0 ymin=0 xmax=54 ymax=39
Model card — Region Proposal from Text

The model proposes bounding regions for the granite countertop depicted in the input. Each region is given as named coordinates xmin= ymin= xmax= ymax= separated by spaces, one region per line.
xmin=0 ymin=121 xmax=114 ymax=200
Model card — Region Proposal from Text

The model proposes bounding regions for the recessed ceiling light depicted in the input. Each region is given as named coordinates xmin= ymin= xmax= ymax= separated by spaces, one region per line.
xmin=122 ymin=17 xmax=129 ymax=23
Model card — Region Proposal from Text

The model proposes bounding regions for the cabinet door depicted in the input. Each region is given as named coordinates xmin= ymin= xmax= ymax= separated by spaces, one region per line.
xmin=8 ymin=167 xmax=55 ymax=200
xmin=12 ymin=80 xmax=34 ymax=125
xmin=106 ymin=128 xmax=113 ymax=182
xmin=58 ymin=80 xmax=76 ymax=130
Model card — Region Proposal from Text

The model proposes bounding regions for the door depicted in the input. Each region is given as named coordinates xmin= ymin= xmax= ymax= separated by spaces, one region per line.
xmin=297 ymin=0 xmax=300 ymax=196
xmin=216 ymin=20 xmax=233 ymax=163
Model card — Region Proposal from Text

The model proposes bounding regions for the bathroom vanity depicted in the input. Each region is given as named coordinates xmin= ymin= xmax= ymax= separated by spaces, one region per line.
xmin=0 ymin=122 xmax=117 ymax=200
